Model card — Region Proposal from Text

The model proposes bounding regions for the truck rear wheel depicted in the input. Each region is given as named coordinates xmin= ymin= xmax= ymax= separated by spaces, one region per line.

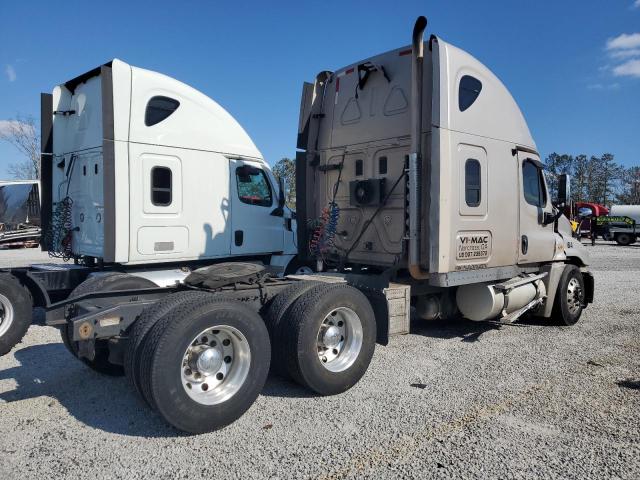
xmin=125 ymin=290 xmax=206 ymax=405
xmin=138 ymin=293 xmax=270 ymax=433
xmin=0 ymin=273 xmax=33 ymax=356
xmin=61 ymin=273 xmax=156 ymax=376
xmin=263 ymin=280 xmax=320 ymax=377
xmin=551 ymin=265 xmax=586 ymax=326
xmin=280 ymin=284 xmax=376 ymax=395
xmin=615 ymin=233 xmax=634 ymax=246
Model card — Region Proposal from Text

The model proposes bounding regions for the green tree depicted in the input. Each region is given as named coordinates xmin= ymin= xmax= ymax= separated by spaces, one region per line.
xmin=571 ymin=154 xmax=589 ymax=203
xmin=543 ymin=152 xmax=573 ymax=200
xmin=590 ymin=153 xmax=622 ymax=206
xmin=618 ymin=165 xmax=640 ymax=204
xmin=272 ymin=157 xmax=296 ymax=209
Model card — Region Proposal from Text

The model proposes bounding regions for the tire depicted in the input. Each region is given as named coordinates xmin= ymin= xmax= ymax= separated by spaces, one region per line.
xmin=125 ymin=290 xmax=206 ymax=405
xmin=284 ymin=257 xmax=314 ymax=276
xmin=0 ymin=273 xmax=33 ymax=356
xmin=615 ymin=233 xmax=633 ymax=246
xmin=60 ymin=273 xmax=157 ymax=376
xmin=263 ymin=281 xmax=320 ymax=377
xmin=551 ymin=265 xmax=586 ymax=326
xmin=139 ymin=293 xmax=270 ymax=433
xmin=280 ymin=283 xmax=376 ymax=395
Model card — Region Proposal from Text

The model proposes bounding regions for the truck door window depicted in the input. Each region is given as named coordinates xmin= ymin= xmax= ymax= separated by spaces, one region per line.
xmin=465 ymin=159 xmax=481 ymax=207
xmin=459 ymin=75 xmax=482 ymax=112
xmin=523 ymin=160 xmax=547 ymax=207
xmin=235 ymin=166 xmax=273 ymax=207
xmin=145 ymin=96 xmax=180 ymax=126
xmin=151 ymin=167 xmax=172 ymax=206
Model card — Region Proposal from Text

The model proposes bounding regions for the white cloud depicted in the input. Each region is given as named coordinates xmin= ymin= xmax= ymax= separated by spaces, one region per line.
xmin=633 ymin=0 xmax=640 ymax=9
xmin=4 ymin=64 xmax=16 ymax=82
xmin=612 ymin=58 xmax=640 ymax=77
xmin=602 ymin=32 xmax=640 ymax=80
xmin=609 ymin=47 xmax=640 ymax=59
xmin=606 ymin=33 xmax=640 ymax=51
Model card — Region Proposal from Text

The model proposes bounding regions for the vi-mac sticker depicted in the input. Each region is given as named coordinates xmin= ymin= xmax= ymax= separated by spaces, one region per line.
xmin=456 ymin=231 xmax=492 ymax=261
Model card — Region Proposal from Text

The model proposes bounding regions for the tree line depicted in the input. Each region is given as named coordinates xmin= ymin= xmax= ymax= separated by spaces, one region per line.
xmin=543 ymin=153 xmax=639 ymax=206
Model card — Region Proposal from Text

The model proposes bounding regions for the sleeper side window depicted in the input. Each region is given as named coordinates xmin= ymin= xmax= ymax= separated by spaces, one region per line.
xmin=465 ymin=159 xmax=481 ymax=207
xmin=523 ymin=160 xmax=547 ymax=208
xmin=151 ymin=167 xmax=172 ymax=206
xmin=236 ymin=166 xmax=273 ymax=207
xmin=145 ymin=96 xmax=180 ymax=126
xmin=459 ymin=75 xmax=482 ymax=112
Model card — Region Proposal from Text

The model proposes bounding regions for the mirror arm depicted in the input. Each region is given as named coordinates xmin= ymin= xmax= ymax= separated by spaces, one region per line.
xmin=271 ymin=176 xmax=286 ymax=217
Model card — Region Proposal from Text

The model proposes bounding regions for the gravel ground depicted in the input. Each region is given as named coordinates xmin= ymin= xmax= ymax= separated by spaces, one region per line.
xmin=0 ymin=243 xmax=638 ymax=479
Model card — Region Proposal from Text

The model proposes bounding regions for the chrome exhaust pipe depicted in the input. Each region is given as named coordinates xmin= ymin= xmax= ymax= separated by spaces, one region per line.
xmin=408 ymin=15 xmax=429 ymax=280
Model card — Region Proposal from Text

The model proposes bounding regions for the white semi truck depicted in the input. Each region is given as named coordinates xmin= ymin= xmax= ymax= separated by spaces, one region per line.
xmin=0 ymin=17 xmax=593 ymax=433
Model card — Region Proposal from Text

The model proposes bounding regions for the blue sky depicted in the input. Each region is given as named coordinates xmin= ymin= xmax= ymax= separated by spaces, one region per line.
xmin=0 ymin=0 xmax=639 ymax=178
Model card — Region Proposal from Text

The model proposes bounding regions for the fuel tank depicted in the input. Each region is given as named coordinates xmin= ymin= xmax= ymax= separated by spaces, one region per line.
xmin=456 ymin=280 xmax=546 ymax=322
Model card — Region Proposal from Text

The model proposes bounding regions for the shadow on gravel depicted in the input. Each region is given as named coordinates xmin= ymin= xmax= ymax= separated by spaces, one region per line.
xmin=1 ymin=342 xmax=319 ymax=434
xmin=261 ymin=375 xmax=316 ymax=399
xmin=0 ymin=343 xmax=182 ymax=438
xmin=617 ymin=379 xmax=640 ymax=390
xmin=410 ymin=317 xmax=501 ymax=342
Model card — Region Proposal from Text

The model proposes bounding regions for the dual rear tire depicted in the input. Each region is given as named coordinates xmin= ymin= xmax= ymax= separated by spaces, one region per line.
xmin=126 ymin=292 xmax=270 ymax=434
xmin=60 ymin=273 xmax=157 ymax=375
xmin=265 ymin=282 xmax=377 ymax=396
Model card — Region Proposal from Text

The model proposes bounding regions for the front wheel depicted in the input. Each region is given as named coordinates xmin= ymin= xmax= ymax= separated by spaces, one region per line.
xmin=551 ymin=265 xmax=586 ymax=326
xmin=284 ymin=257 xmax=314 ymax=276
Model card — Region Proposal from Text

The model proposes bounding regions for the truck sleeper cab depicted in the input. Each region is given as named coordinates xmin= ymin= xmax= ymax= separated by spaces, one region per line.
xmin=0 ymin=16 xmax=594 ymax=434
xmin=40 ymin=59 xmax=296 ymax=265
xmin=296 ymin=16 xmax=593 ymax=324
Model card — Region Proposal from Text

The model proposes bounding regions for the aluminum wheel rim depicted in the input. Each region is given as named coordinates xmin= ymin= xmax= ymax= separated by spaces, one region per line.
xmin=316 ymin=307 xmax=363 ymax=373
xmin=181 ymin=325 xmax=251 ymax=406
xmin=0 ymin=294 xmax=14 ymax=338
xmin=566 ymin=277 xmax=583 ymax=315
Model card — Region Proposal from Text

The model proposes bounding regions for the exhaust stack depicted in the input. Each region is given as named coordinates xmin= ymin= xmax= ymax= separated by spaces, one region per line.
xmin=408 ymin=16 xmax=429 ymax=279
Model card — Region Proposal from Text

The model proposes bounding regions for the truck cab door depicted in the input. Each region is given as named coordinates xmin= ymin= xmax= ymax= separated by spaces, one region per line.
xmin=517 ymin=152 xmax=556 ymax=264
xmin=229 ymin=159 xmax=284 ymax=255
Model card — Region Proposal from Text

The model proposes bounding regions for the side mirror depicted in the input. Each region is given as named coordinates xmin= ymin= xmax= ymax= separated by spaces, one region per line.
xmin=542 ymin=212 xmax=557 ymax=225
xmin=278 ymin=176 xmax=286 ymax=209
xmin=270 ymin=177 xmax=286 ymax=217
xmin=556 ymin=173 xmax=570 ymax=207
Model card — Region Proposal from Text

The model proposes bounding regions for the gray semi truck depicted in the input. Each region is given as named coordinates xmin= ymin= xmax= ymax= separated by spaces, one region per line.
xmin=0 ymin=17 xmax=594 ymax=433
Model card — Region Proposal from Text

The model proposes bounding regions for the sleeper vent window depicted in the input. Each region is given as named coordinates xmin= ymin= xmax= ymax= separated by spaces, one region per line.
xmin=465 ymin=159 xmax=481 ymax=207
xmin=459 ymin=75 xmax=482 ymax=112
xmin=151 ymin=167 xmax=172 ymax=206
xmin=145 ymin=96 xmax=180 ymax=126
xmin=355 ymin=159 xmax=363 ymax=176
xmin=379 ymin=156 xmax=388 ymax=175
xmin=523 ymin=160 xmax=547 ymax=208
